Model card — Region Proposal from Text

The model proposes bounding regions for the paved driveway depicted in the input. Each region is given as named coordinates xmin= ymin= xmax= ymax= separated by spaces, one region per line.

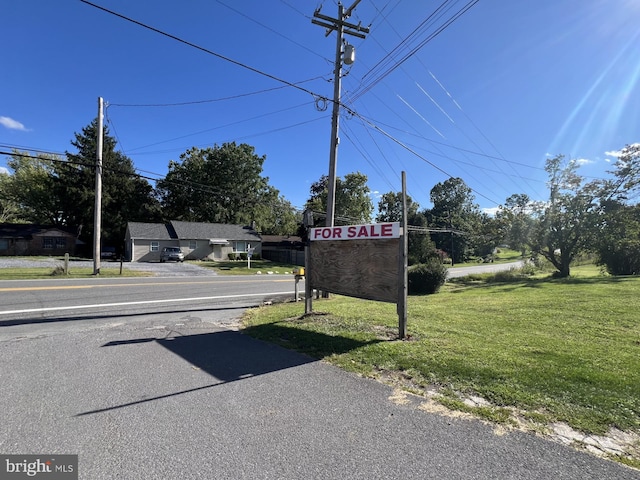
xmin=2 ymin=314 xmax=637 ymax=479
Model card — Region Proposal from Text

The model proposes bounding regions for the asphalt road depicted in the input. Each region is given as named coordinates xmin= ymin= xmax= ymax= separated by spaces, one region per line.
xmin=0 ymin=264 xmax=638 ymax=479
xmin=446 ymin=260 xmax=524 ymax=278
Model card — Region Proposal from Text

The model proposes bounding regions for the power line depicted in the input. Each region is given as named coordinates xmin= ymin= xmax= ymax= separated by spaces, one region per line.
xmin=112 ymin=101 xmax=317 ymax=154
xmin=0 ymin=149 xmax=303 ymax=216
xmin=108 ymin=76 xmax=327 ymax=108
xmin=79 ymin=0 xmax=324 ymax=102
xmin=215 ymin=0 xmax=329 ymax=62
xmin=347 ymin=0 xmax=479 ymax=104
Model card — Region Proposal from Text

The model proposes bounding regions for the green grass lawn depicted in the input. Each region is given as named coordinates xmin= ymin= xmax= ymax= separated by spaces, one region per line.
xmin=0 ymin=266 xmax=148 ymax=280
xmin=242 ymin=266 xmax=640 ymax=465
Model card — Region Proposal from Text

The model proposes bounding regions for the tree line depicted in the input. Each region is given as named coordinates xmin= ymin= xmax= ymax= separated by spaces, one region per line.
xmin=1 ymin=119 xmax=638 ymax=277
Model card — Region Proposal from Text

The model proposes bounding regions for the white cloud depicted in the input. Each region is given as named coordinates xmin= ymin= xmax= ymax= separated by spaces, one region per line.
xmin=573 ymin=158 xmax=593 ymax=166
xmin=605 ymin=149 xmax=623 ymax=158
xmin=0 ymin=116 xmax=28 ymax=131
xmin=483 ymin=207 xmax=500 ymax=216
xmin=0 ymin=166 xmax=9 ymax=175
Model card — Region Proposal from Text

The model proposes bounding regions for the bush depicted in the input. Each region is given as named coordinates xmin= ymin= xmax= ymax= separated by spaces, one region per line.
xmin=597 ymin=246 xmax=640 ymax=276
xmin=408 ymin=259 xmax=448 ymax=295
xmin=239 ymin=253 xmax=248 ymax=261
xmin=228 ymin=253 xmax=238 ymax=261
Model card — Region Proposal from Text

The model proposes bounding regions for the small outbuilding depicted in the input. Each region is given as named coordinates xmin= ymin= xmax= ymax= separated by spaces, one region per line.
xmin=124 ymin=220 xmax=261 ymax=262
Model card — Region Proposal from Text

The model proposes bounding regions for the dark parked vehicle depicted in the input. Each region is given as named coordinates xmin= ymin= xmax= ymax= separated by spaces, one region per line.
xmin=160 ymin=247 xmax=184 ymax=263
xmin=100 ymin=246 xmax=117 ymax=260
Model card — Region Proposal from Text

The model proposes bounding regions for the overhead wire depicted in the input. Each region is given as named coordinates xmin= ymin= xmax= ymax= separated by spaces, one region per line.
xmin=215 ymin=0 xmax=330 ymax=63
xmin=348 ymin=0 xmax=479 ymax=104
xmin=110 ymin=101 xmax=317 ymax=154
xmin=0 ymin=149 xmax=306 ymax=217
xmin=343 ymin=2 xmax=541 ymax=201
xmin=79 ymin=0 xmax=326 ymax=102
xmin=77 ymin=0 xmax=518 ymax=210
xmin=109 ymin=77 xmax=326 ymax=108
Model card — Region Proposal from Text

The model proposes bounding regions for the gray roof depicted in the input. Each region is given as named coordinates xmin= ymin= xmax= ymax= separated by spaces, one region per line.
xmin=126 ymin=221 xmax=261 ymax=242
xmin=0 ymin=223 xmax=78 ymax=238
xmin=170 ymin=221 xmax=261 ymax=242
xmin=126 ymin=222 xmax=175 ymax=240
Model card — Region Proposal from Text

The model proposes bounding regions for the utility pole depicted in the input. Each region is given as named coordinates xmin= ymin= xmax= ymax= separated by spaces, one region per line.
xmin=93 ymin=97 xmax=104 ymax=275
xmin=312 ymin=1 xmax=369 ymax=227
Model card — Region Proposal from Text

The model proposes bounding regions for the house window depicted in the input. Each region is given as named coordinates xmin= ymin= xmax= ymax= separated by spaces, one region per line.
xmin=56 ymin=238 xmax=66 ymax=249
xmin=189 ymin=240 xmax=197 ymax=250
xmin=43 ymin=238 xmax=55 ymax=249
xmin=233 ymin=241 xmax=248 ymax=253
xmin=150 ymin=241 xmax=159 ymax=252
xmin=0 ymin=239 xmax=8 ymax=251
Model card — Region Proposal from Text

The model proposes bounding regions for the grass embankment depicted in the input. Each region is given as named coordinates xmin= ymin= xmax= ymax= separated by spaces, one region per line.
xmin=0 ymin=266 xmax=147 ymax=280
xmin=243 ymin=267 xmax=640 ymax=465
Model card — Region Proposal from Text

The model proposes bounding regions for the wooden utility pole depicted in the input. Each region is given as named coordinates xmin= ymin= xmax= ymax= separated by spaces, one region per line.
xmin=398 ymin=171 xmax=408 ymax=338
xmin=93 ymin=97 xmax=104 ymax=275
xmin=312 ymin=1 xmax=369 ymax=228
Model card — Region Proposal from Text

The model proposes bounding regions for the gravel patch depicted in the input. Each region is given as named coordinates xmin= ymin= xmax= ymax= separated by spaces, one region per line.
xmin=0 ymin=257 xmax=218 ymax=277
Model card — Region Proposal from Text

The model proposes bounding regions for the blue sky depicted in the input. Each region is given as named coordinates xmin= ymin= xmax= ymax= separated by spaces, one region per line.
xmin=2 ymin=0 xmax=640 ymax=216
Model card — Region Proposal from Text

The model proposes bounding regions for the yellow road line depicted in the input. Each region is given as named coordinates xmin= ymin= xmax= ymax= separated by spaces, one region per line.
xmin=0 ymin=278 xmax=292 ymax=292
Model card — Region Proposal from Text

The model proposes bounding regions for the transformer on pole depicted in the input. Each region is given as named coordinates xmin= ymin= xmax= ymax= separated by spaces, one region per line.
xmin=312 ymin=1 xmax=369 ymax=228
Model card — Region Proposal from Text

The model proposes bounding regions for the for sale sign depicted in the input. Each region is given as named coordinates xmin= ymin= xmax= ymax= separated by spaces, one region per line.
xmin=307 ymin=222 xmax=402 ymax=304
xmin=310 ymin=222 xmax=400 ymax=241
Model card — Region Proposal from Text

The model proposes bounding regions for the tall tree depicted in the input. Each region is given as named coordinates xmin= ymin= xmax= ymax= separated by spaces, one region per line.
xmin=529 ymin=155 xmax=599 ymax=277
xmin=425 ymin=177 xmax=481 ymax=264
xmin=497 ymin=193 xmax=534 ymax=256
xmin=0 ymin=169 xmax=20 ymax=223
xmin=1 ymin=151 xmax=60 ymax=224
xmin=252 ymin=186 xmax=300 ymax=235
xmin=376 ymin=191 xmax=436 ymax=265
xmin=157 ymin=143 xmax=279 ymax=227
xmin=376 ymin=191 xmax=419 ymax=222
xmin=305 ymin=172 xmax=373 ymax=225
xmin=58 ymin=120 xmax=161 ymax=247
xmin=606 ymin=143 xmax=640 ymax=201
xmin=594 ymin=200 xmax=640 ymax=275
xmin=473 ymin=213 xmax=504 ymax=259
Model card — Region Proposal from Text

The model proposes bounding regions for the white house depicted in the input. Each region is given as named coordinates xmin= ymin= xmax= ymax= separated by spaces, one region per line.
xmin=124 ymin=220 xmax=261 ymax=262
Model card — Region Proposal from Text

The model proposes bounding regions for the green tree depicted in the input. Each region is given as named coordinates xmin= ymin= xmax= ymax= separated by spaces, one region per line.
xmin=529 ymin=155 xmax=599 ymax=277
xmin=497 ymin=193 xmax=534 ymax=256
xmin=376 ymin=191 xmax=419 ymax=222
xmin=0 ymin=169 xmax=20 ymax=223
xmin=157 ymin=143 xmax=279 ymax=227
xmin=607 ymin=143 xmax=640 ymax=200
xmin=473 ymin=213 xmax=504 ymax=259
xmin=425 ymin=177 xmax=481 ymax=264
xmin=58 ymin=120 xmax=162 ymax=248
xmin=376 ymin=191 xmax=436 ymax=265
xmin=252 ymin=186 xmax=300 ymax=235
xmin=594 ymin=201 xmax=640 ymax=275
xmin=305 ymin=172 xmax=373 ymax=225
xmin=1 ymin=151 xmax=61 ymax=224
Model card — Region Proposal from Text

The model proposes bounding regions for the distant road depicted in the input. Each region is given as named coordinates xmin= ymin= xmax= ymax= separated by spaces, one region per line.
xmin=447 ymin=261 xmax=524 ymax=278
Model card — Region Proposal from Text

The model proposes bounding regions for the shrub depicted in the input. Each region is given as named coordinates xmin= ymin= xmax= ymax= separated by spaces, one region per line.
xmin=228 ymin=253 xmax=237 ymax=261
xmin=408 ymin=259 xmax=448 ymax=295
xmin=50 ymin=266 xmax=68 ymax=276
xmin=239 ymin=253 xmax=248 ymax=261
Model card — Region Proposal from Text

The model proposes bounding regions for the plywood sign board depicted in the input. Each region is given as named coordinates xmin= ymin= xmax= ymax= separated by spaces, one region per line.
xmin=308 ymin=223 xmax=400 ymax=303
